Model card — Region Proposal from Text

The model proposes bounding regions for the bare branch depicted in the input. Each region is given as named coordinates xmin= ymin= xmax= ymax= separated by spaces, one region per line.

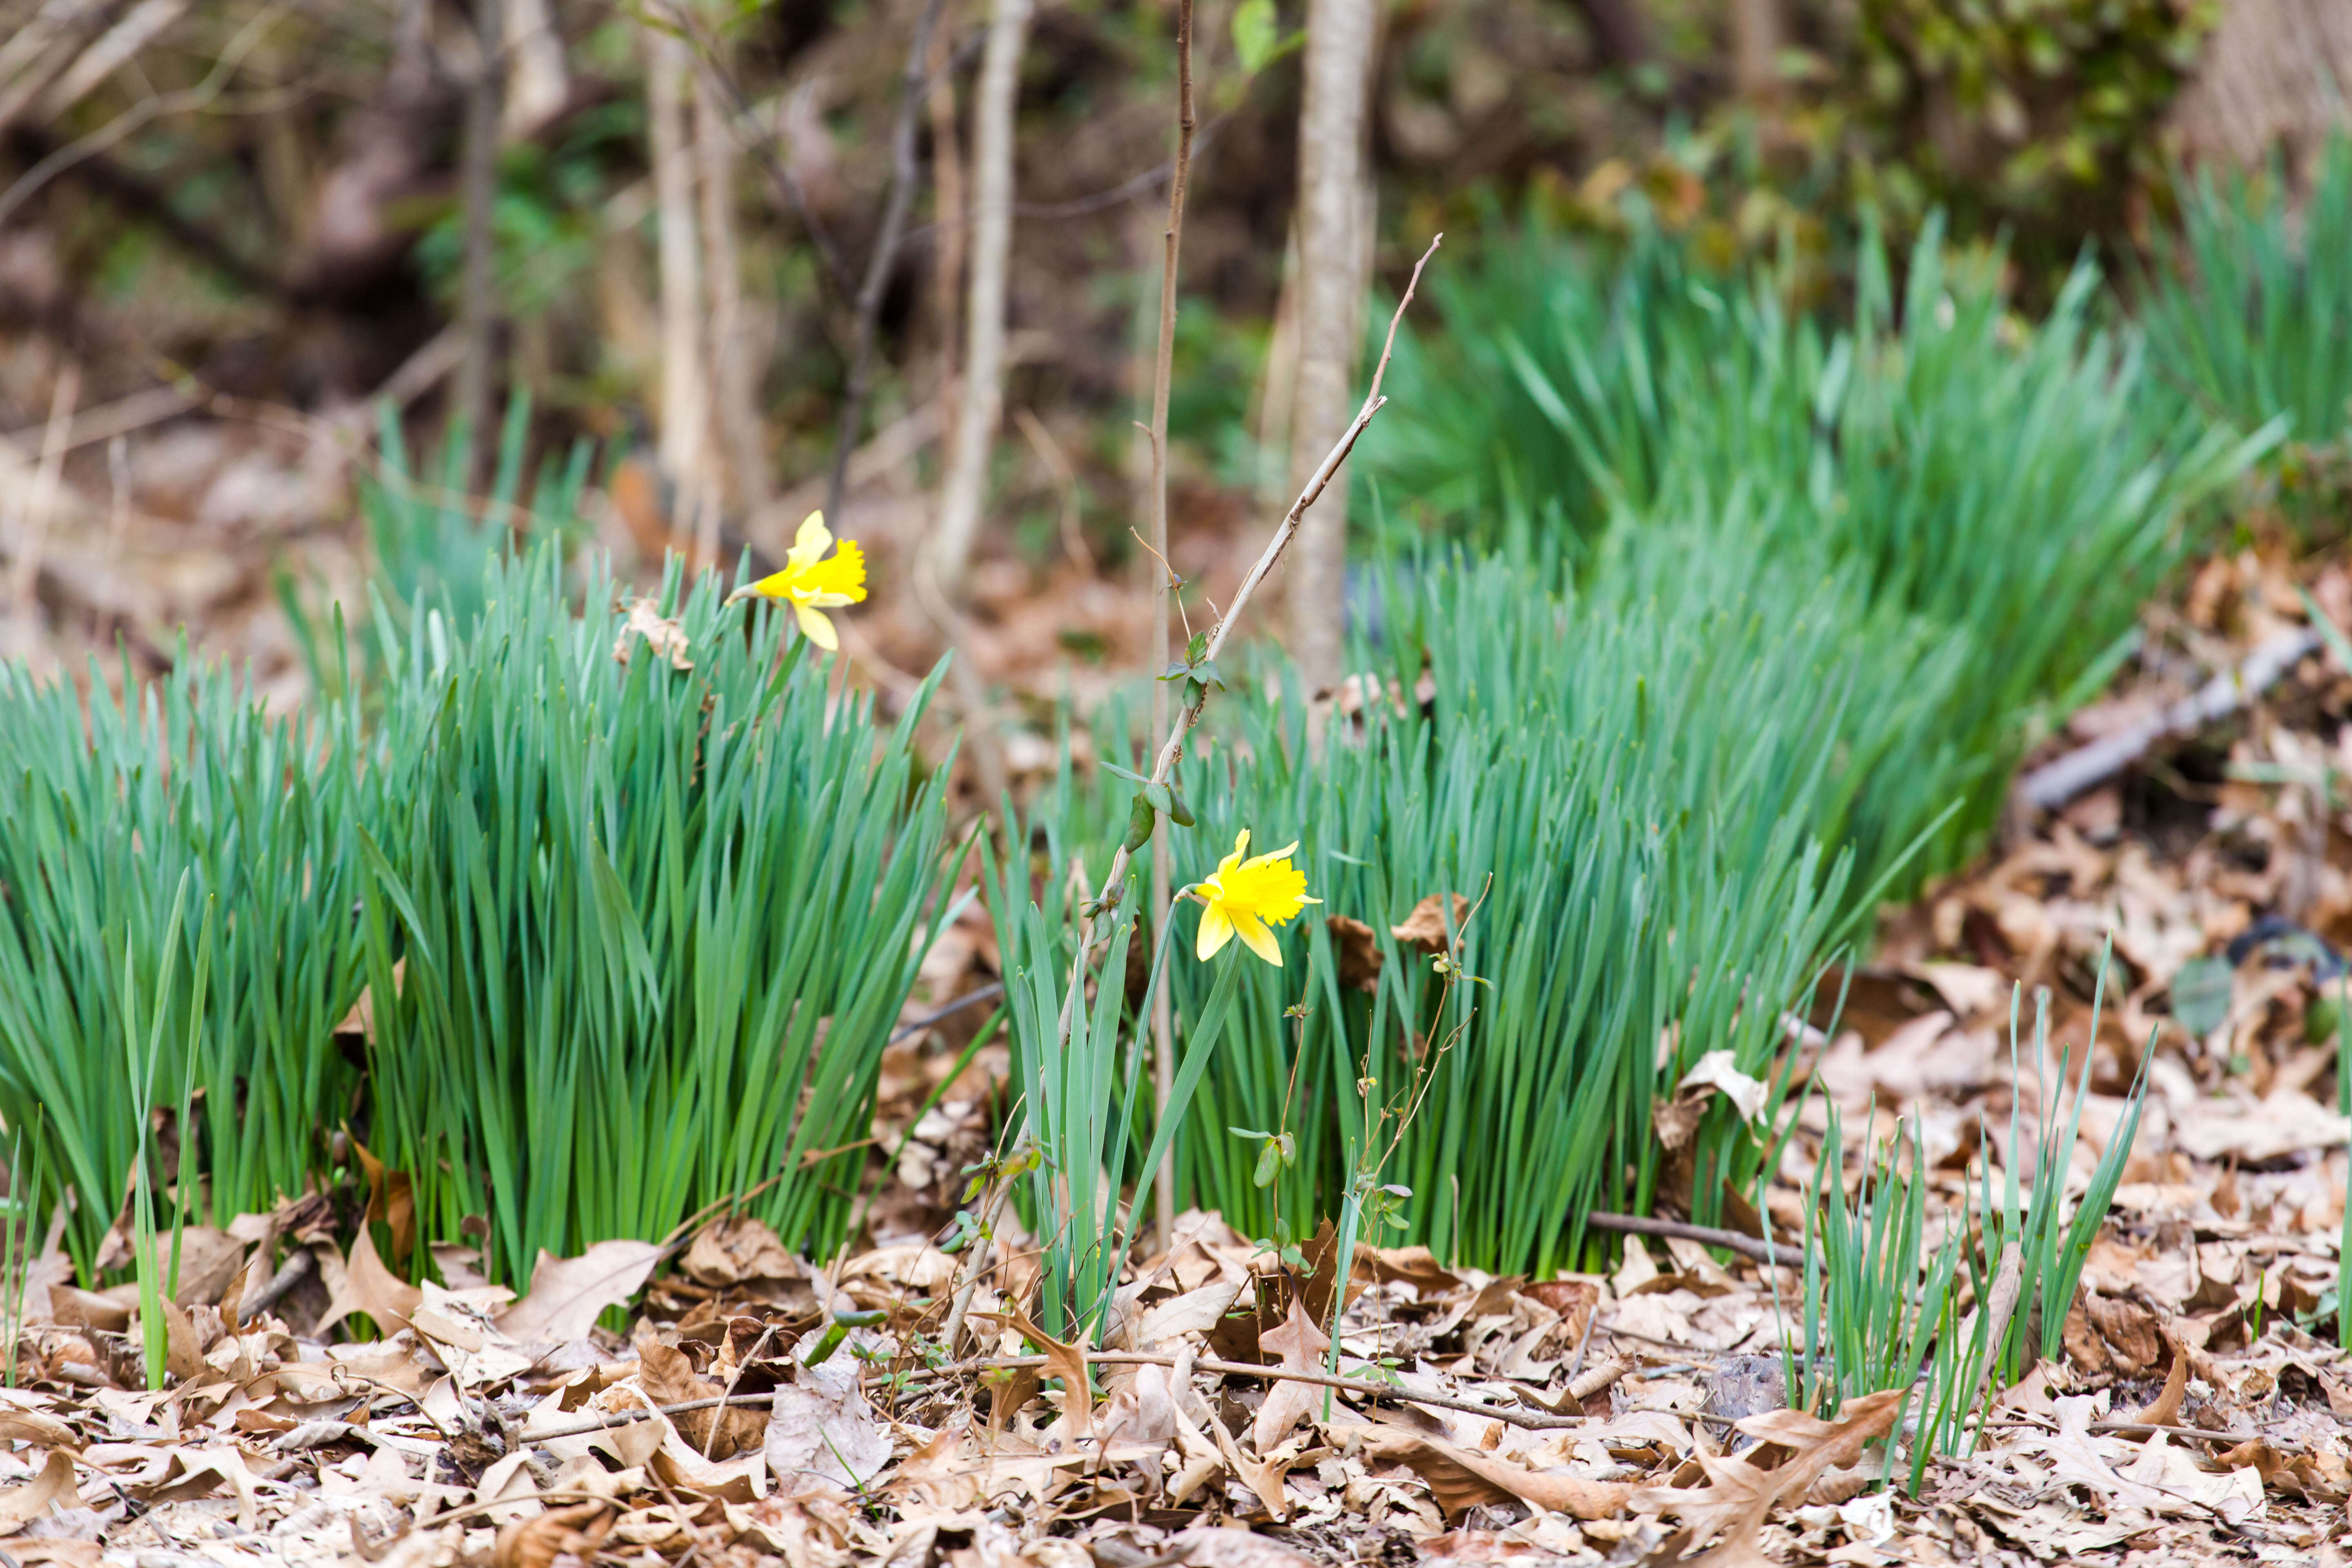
xmin=1142 ymin=0 xmax=1197 ymax=1258
xmin=1051 ymin=232 xmax=1441 ymax=1036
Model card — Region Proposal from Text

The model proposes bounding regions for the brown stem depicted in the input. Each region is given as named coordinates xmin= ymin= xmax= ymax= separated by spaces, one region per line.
xmin=824 ymin=0 xmax=951 ymax=528
xmin=1063 ymin=234 xmax=1441 ymax=984
xmin=1143 ymin=0 xmax=1196 ymax=1259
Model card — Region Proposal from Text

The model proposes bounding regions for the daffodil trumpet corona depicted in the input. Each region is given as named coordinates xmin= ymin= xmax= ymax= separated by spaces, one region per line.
xmin=724 ymin=511 xmax=867 ymax=650
xmin=1193 ymin=829 xmax=1319 ymax=964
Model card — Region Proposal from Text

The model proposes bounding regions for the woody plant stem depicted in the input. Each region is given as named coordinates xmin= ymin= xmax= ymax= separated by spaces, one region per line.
xmin=1143 ymin=0 xmax=1196 ymax=1256
xmin=1069 ymin=233 xmax=1440 ymax=988
xmin=937 ymin=234 xmax=1439 ymax=1353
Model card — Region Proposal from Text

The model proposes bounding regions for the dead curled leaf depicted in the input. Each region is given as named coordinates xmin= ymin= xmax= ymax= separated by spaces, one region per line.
xmin=0 ymin=1448 xmax=77 ymax=1528
xmin=1251 ymin=1296 xmax=1334 ymax=1452
xmin=1677 ymin=1050 xmax=1769 ymax=1123
xmin=637 ymin=1340 xmax=762 ymax=1460
xmin=762 ymin=1356 xmax=892 ymax=1492
xmin=0 ymin=1413 xmax=81 ymax=1452
xmin=1363 ymin=1430 xmax=1633 ymax=1521
xmin=498 ymin=1239 xmax=662 ymax=1343
xmin=1391 ymin=893 xmax=1469 ymax=953
xmin=1325 ymin=914 xmax=1384 ymax=991
xmin=2128 ymin=1346 xmax=2189 ymax=1427
xmin=1631 ymin=1388 xmax=1903 ymax=1550
xmin=349 ymin=1134 xmax=418 ymax=1270
xmin=493 ymin=1499 xmax=613 ymax=1568
xmin=613 ymin=597 xmax=694 ymax=671
xmin=312 ymin=1225 xmax=422 ymax=1339
xmin=679 ymin=1214 xmax=800 ymax=1289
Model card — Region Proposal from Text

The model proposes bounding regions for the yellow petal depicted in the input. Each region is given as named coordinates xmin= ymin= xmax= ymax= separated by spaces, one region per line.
xmin=1243 ymin=840 xmax=1301 ymax=870
xmin=1196 ymin=902 xmax=1235 ymax=961
xmin=799 ymin=539 xmax=866 ymax=603
xmin=748 ymin=566 xmax=798 ymax=601
xmin=1219 ymin=830 xmax=1250 ymax=877
xmin=1232 ymin=913 xmax=1282 ymax=966
xmin=788 ymin=511 xmax=831 ymax=570
xmin=793 ymin=601 xmax=839 ymax=650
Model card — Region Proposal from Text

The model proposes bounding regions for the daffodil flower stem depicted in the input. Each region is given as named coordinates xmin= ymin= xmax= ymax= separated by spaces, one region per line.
xmin=1057 ymin=232 xmax=1442 ymax=991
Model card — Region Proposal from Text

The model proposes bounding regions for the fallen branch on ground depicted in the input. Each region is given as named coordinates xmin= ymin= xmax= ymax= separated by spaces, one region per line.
xmin=1585 ymin=1211 xmax=1789 ymax=1266
xmin=2017 ymin=626 xmax=2323 ymax=811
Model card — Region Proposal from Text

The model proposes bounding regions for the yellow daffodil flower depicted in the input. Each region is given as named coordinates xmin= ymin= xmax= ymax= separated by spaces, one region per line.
xmin=724 ymin=511 xmax=866 ymax=649
xmin=1195 ymin=830 xmax=1319 ymax=965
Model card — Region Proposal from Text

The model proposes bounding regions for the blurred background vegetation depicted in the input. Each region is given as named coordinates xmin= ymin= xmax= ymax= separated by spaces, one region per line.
xmin=4 ymin=0 xmax=2346 ymax=714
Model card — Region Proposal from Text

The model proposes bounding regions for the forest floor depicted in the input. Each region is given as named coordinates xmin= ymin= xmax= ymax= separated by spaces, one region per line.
xmin=8 ymin=428 xmax=2352 ymax=1564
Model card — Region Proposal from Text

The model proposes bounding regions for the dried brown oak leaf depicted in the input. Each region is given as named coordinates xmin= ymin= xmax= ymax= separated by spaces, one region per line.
xmin=2064 ymin=1292 xmax=2164 ymax=1377
xmin=0 ymin=1449 xmax=76 ymax=1529
xmin=1363 ymin=1430 xmax=1632 ymax=1522
xmin=993 ymin=1309 xmax=1094 ymax=1442
xmin=763 ymin=1354 xmax=893 ymax=1492
xmin=350 ymin=1136 xmax=418 ymax=1270
xmin=1252 ymin=1296 xmax=1335 ymax=1452
xmin=1629 ymin=1388 xmax=1902 ymax=1558
xmin=314 ymin=1226 xmax=422 ymax=1338
xmin=639 ymin=1340 xmax=762 ymax=1460
xmin=2127 ymin=1347 xmax=2188 ymax=1427
xmin=1391 ymin=894 xmax=1468 ymax=954
xmin=614 ymin=598 xmax=694 ymax=671
xmin=494 ymin=1500 xmax=613 ymax=1568
xmin=497 ymin=1239 xmax=661 ymax=1343
xmin=1325 ymin=915 xmax=1384 ymax=991
xmin=680 ymin=1214 xmax=801 ymax=1289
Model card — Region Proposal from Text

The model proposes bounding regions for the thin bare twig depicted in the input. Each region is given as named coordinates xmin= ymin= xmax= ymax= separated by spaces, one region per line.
xmin=1585 ymin=1211 xmax=1791 ymax=1266
xmin=2016 ymin=626 xmax=2323 ymax=811
xmin=1143 ymin=0 xmax=1197 ymax=1260
xmin=1065 ymin=234 xmax=1441 ymax=957
xmin=824 ymin=0 xmax=951 ymax=528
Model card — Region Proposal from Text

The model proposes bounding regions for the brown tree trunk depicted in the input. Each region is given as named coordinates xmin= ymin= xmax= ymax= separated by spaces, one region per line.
xmin=1730 ymin=0 xmax=1781 ymax=104
xmin=647 ymin=27 xmax=710 ymax=553
xmin=452 ymin=0 xmax=505 ymax=483
xmin=2169 ymin=0 xmax=2352 ymax=174
xmin=696 ymin=67 xmax=769 ymax=540
xmin=931 ymin=0 xmax=1033 ymax=586
xmin=1284 ymin=0 xmax=1376 ymax=696
xmin=1569 ymin=0 xmax=1652 ymax=71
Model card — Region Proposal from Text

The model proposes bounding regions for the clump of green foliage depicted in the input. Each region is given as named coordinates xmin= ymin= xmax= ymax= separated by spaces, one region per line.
xmin=1376 ymin=215 xmax=2269 ymax=873
xmin=0 ymin=646 xmax=370 ymax=1279
xmin=4 ymin=492 xmax=957 ymax=1298
xmin=1003 ymin=203 xmax=2254 ymax=1280
xmin=2140 ymin=130 xmax=2352 ymax=509
xmin=356 ymin=546 xmax=959 ymax=1287
xmin=1004 ymin=521 xmax=1987 ymax=1278
xmin=1786 ymin=956 xmax=2148 ymax=1492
